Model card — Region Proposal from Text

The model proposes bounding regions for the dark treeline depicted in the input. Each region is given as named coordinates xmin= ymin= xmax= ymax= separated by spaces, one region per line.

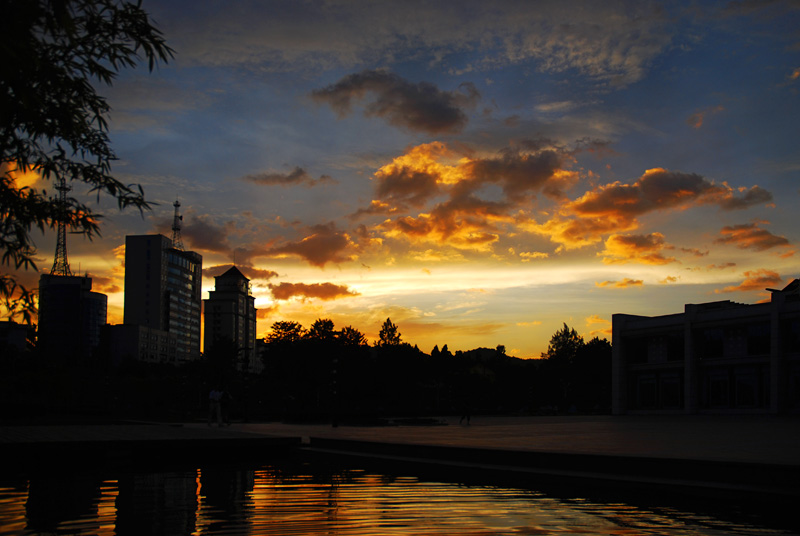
xmin=258 ymin=319 xmax=611 ymax=422
xmin=0 ymin=319 xmax=611 ymax=423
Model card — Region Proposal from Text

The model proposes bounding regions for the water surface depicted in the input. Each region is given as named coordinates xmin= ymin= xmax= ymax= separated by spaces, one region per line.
xmin=0 ymin=459 xmax=794 ymax=535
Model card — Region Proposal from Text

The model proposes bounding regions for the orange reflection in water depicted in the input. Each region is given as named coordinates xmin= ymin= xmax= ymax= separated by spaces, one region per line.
xmin=0 ymin=465 xmax=790 ymax=535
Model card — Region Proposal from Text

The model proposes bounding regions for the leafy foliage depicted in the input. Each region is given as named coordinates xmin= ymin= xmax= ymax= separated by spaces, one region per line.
xmin=338 ymin=325 xmax=367 ymax=347
xmin=1 ymin=0 xmax=173 ymax=321
xmin=306 ymin=318 xmax=336 ymax=341
xmin=376 ymin=317 xmax=401 ymax=347
xmin=541 ymin=323 xmax=584 ymax=362
xmin=265 ymin=321 xmax=306 ymax=344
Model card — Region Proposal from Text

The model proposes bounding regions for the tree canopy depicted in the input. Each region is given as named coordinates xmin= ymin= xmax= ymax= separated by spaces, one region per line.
xmin=541 ymin=323 xmax=584 ymax=363
xmin=265 ymin=321 xmax=306 ymax=344
xmin=1 ymin=0 xmax=173 ymax=321
xmin=376 ymin=317 xmax=401 ymax=347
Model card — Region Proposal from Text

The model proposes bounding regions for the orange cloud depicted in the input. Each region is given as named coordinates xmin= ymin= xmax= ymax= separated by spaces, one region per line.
xmin=520 ymin=251 xmax=549 ymax=261
xmin=714 ymin=222 xmax=791 ymax=251
xmin=715 ymin=269 xmax=782 ymax=294
xmin=358 ymin=140 xmax=580 ymax=251
xmin=534 ymin=168 xmax=772 ymax=249
xmin=87 ymin=273 xmax=121 ymax=294
xmin=686 ymin=105 xmax=724 ymax=129
xmin=586 ymin=314 xmax=612 ymax=337
xmin=256 ymin=305 xmax=279 ymax=319
xmin=585 ymin=314 xmax=609 ymax=325
xmin=600 ymin=233 xmax=677 ymax=265
xmin=269 ymin=282 xmax=360 ymax=301
xmin=596 ymin=278 xmax=644 ymax=288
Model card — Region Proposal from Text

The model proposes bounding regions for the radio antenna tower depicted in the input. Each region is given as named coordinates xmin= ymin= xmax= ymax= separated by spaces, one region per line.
xmin=171 ymin=199 xmax=184 ymax=250
xmin=50 ymin=177 xmax=73 ymax=276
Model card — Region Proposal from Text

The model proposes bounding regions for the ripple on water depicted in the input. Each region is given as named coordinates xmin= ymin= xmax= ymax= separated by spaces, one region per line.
xmin=0 ymin=463 xmax=794 ymax=536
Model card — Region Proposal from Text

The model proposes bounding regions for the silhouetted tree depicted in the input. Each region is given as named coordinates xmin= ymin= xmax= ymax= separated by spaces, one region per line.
xmin=541 ymin=323 xmax=584 ymax=363
xmin=265 ymin=321 xmax=306 ymax=343
xmin=338 ymin=325 xmax=367 ymax=347
xmin=376 ymin=317 xmax=401 ymax=347
xmin=573 ymin=336 xmax=612 ymax=412
xmin=306 ymin=318 xmax=335 ymax=342
xmin=1 ymin=0 xmax=172 ymax=321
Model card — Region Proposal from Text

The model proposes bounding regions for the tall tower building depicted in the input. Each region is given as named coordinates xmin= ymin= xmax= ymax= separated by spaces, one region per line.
xmin=38 ymin=274 xmax=107 ymax=363
xmin=204 ymin=266 xmax=257 ymax=372
xmin=37 ymin=176 xmax=107 ymax=363
xmin=123 ymin=234 xmax=202 ymax=363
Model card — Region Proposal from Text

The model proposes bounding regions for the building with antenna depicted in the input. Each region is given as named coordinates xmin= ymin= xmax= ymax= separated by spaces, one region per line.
xmin=204 ymin=266 xmax=258 ymax=373
xmin=122 ymin=201 xmax=202 ymax=363
xmin=37 ymin=177 xmax=107 ymax=363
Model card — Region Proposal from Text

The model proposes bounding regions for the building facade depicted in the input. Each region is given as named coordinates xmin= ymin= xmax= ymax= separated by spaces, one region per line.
xmin=203 ymin=266 xmax=258 ymax=373
xmin=612 ymin=279 xmax=800 ymax=414
xmin=37 ymin=273 xmax=107 ymax=363
xmin=100 ymin=324 xmax=178 ymax=365
xmin=124 ymin=234 xmax=202 ymax=363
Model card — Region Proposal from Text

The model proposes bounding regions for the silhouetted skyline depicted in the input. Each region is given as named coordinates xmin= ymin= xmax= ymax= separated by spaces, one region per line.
xmin=8 ymin=1 xmax=800 ymax=357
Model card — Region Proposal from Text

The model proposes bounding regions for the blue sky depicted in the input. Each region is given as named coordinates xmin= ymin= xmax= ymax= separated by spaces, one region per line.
xmin=17 ymin=0 xmax=800 ymax=356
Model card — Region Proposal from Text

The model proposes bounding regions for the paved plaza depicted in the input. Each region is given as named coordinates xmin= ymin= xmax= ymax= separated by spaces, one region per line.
xmin=2 ymin=414 xmax=798 ymax=495
xmin=225 ymin=414 xmax=800 ymax=466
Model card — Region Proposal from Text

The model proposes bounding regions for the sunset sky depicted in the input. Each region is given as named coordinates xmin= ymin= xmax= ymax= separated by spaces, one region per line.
xmin=15 ymin=0 xmax=800 ymax=357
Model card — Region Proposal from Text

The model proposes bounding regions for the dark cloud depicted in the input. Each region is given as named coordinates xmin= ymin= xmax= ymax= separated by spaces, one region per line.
xmin=269 ymin=282 xmax=359 ymax=301
xmin=718 ymin=186 xmax=773 ymax=210
xmin=375 ymin=167 xmax=441 ymax=207
xmin=311 ymin=69 xmax=480 ymax=134
xmin=181 ymin=214 xmax=231 ymax=253
xmin=465 ymin=147 xmax=569 ymax=201
xmin=349 ymin=200 xmax=404 ymax=220
xmin=714 ymin=222 xmax=791 ymax=251
xmin=267 ymin=223 xmax=353 ymax=267
xmin=241 ymin=166 xmax=335 ymax=187
xmin=205 ymin=264 xmax=278 ymax=280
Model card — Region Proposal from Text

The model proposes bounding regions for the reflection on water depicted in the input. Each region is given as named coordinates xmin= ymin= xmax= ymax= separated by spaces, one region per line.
xmin=0 ymin=459 xmax=794 ymax=535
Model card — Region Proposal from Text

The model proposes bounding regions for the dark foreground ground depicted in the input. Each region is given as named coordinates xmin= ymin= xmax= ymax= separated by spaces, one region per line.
xmin=3 ymin=414 xmax=799 ymax=534
xmin=2 ymin=413 xmax=798 ymax=488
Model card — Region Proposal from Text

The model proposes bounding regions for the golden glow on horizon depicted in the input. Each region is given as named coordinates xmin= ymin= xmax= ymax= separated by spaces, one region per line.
xmin=4 ymin=162 xmax=41 ymax=188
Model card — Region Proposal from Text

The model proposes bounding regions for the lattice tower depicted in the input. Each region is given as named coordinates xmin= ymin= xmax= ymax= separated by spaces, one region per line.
xmin=172 ymin=199 xmax=184 ymax=250
xmin=50 ymin=177 xmax=73 ymax=276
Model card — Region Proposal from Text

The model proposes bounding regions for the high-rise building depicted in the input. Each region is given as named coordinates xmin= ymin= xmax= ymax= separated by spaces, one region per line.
xmin=204 ymin=266 xmax=258 ymax=372
xmin=38 ymin=273 xmax=107 ymax=363
xmin=124 ymin=234 xmax=202 ymax=363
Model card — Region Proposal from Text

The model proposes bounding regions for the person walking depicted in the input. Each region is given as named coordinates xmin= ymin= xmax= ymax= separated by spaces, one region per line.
xmin=208 ymin=387 xmax=222 ymax=426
